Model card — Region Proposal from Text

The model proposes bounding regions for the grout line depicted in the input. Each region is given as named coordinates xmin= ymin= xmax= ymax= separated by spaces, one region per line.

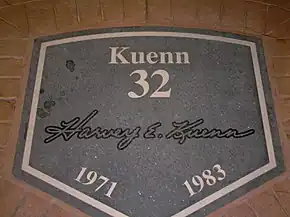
xmin=243 ymin=1 xmax=248 ymax=33
xmin=262 ymin=33 xmax=281 ymax=39
xmin=75 ymin=0 xmax=80 ymax=24
xmin=145 ymin=0 xmax=148 ymax=22
xmin=122 ymin=0 xmax=125 ymax=21
xmin=279 ymin=17 xmax=290 ymax=25
xmin=245 ymin=0 xmax=290 ymax=12
xmin=264 ymin=6 xmax=271 ymax=34
xmin=0 ymin=56 xmax=24 ymax=60
xmin=245 ymin=201 xmax=259 ymax=217
xmin=0 ymin=37 xmax=28 ymax=40
xmin=0 ymin=97 xmax=17 ymax=101
xmin=0 ymin=120 xmax=13 ymax=124
xmin=169 ymin=0 xmax=173 ymax=21
xmin=272 ymin=75 xmax=290 ymax=78
xmin=0 ymin=76 xmax=22 ymax=79
xmin=0 ymin=0 xmax=43 ymax=9
xmin=245 ymin=0 xmax=272 ymax=6
xmin=272 ymin=55 xmax=290 ymax=58
xmin=97 ymin=0 xmax=102 ymax=21
xmin=272 ymin=188 xmax=289 ymax=216
xmin=24 ymin=4 xmax=30 ymax=36
xmin=196 ymin=0 xmax=200 ymax=23
xmin=275 ymin=190 xmax=290 ymax=194
xmin=276 ymin=37 xmax=290 ymax=40
xmin=52 ymin=1 xmax=58 ymax=30
xmin=266 ymin=18 xmax=290 ymax=35
xmin=277 ymin=6 xmax=290 ymax=13
xmin=263 ymin=4 xmax=269 ymax=35
xmin=99 ymin=0 xmax=104 ymax=21
xmin=279 ymin=95 xmax=290 ymax=101
xmin=0 ymin=16 xmax=21 ymax=31
xmin=219 ymin=0 xmax=223 ymax=26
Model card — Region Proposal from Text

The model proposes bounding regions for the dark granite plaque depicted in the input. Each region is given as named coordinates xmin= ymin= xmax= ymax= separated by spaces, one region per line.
xmin=14 ymin=27 xmax=284 ymax=217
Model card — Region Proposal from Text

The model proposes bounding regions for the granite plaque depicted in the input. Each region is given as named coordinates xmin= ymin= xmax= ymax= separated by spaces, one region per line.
xmin=14 ymin=27 xmax=284 ymax=217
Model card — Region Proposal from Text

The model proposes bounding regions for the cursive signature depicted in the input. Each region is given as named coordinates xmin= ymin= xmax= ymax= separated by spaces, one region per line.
xmin=44 ymin=110 xmax=141 ymax=150
xmin=44 ymin=110 xmax=255 ymax=150
xmin=165 ymin=119 xmax=255 ymax=144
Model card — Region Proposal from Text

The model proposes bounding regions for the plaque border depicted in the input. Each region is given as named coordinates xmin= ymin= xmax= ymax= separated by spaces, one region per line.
xmin=13 ymin=27 xmax=284 ymax=217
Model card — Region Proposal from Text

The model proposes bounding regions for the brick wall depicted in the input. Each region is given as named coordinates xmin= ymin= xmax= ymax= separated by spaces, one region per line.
xmin=0 ymin=0 xmax=290 ymax=216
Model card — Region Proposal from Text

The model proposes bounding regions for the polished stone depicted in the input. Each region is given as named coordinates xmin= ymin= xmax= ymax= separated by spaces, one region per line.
xmin=14 ymin=27 xmax=284 ymax=217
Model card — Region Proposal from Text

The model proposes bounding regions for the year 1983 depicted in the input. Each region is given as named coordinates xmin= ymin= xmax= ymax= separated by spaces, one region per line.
xmin=183 ymin=164 xmax=226 ymax=197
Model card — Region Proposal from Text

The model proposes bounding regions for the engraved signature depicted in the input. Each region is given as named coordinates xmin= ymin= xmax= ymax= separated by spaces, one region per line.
xmin=44 ymin=110 xmax=255 ymax=150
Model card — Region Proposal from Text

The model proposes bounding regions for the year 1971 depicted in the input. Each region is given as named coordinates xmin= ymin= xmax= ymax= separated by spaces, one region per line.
xmin=74 ymin=166 xmax=117 ymax=198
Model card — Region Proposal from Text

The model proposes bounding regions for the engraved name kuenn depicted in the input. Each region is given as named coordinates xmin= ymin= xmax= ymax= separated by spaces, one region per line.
xmin=109 ymin=47 xmax=190 ymax=64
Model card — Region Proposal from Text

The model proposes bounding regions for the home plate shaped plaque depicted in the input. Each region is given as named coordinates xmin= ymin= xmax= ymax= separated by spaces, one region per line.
xmin=14 ymin=27 xmax=284 ymax=217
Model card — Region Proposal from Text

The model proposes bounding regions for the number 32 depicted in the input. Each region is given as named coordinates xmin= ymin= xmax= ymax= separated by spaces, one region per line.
xmin=128 ymin=69 xmax=171 ymax=98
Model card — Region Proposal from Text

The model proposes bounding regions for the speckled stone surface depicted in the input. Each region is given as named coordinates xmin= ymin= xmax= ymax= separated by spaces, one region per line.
xmin=13 ymin=27 xmax=284 ymax=217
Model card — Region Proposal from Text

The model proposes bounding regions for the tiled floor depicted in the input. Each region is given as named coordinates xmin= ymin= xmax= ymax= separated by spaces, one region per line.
xmin=0 ymin=0 xmax=290 ymax=216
